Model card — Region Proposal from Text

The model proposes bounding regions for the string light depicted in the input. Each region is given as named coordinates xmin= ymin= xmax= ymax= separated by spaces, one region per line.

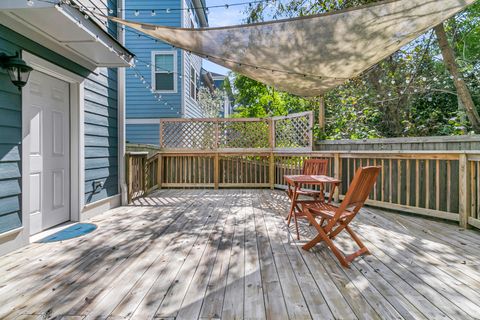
xmin=27 ymin=0 xmax=34 ymax=6
xmin=78 ymin=0 xmax=272 ymax=15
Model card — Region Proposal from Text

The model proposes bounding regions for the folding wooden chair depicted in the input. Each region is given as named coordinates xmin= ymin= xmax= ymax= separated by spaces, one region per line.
xmin=298 ymin=159 xmax=329 ymax=200
xmin=302 ymin=166 xmax=381 ymax=268
xmin=285 ymin=159 xmax=329 ymax=239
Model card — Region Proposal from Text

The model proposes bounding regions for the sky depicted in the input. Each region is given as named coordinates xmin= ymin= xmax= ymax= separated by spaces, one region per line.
xmin=202 ymin=0 xmax=247 ymax=75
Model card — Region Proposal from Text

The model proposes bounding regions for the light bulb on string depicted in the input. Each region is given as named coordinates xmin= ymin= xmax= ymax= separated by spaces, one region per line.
xmin=134 ymin=10 xmax=139 ymax=16
xmin=151 ymin=10 xmax=156 ymax=16
xmin=166 ymin=8 xmax=171 ymax=13
xmin=27 ymin=0 xmax=34 ymax=7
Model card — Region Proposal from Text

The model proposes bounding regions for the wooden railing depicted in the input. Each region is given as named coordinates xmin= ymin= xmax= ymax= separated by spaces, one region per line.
xmin=127 ymin=149 xmax=480 ymax=230
xmin=126 ymin=152 xmax=148 ymax=203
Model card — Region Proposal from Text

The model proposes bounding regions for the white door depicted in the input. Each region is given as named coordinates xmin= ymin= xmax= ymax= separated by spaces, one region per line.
xmin=24 ymin=71 xmax=70 ymax=235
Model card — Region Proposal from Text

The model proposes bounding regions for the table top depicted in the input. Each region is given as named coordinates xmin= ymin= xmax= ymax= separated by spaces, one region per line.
xmin=284 ymin=174 xmax=341 ymax=185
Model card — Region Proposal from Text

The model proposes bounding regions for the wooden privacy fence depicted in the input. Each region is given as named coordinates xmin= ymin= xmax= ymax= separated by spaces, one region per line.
xmin=159 ymin=111 xmax=314 ymax=151
xmin=127 ymin=149 xmax=480 ymax=230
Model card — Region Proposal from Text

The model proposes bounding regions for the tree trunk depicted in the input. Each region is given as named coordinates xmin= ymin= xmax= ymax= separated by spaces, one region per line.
xmin=434 ymin=23 xmax=480 ymax=132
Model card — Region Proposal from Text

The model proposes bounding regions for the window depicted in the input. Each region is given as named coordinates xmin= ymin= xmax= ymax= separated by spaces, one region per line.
xmin=190 ymin=66 xmax=198 ymax=100
xmin=152 ymin=52 xmax=176 ymax=92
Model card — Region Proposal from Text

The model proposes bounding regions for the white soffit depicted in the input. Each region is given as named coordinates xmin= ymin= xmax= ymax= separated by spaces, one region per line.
xmin=0 ymin=1 xmax=133 ymax=70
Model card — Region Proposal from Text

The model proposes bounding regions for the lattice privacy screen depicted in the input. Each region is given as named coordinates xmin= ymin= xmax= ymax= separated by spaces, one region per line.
xmin=273 ymin=112 xmax=312 ymax=149
xmin=160 ymin=112 xmax=313 ymax=150
xmin=161 ymin=121 xmax=216 ymax=149
xmin=218 ymin=121 xmax=269 ymax=149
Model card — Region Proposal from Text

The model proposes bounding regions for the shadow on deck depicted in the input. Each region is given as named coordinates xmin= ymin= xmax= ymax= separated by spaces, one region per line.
xmin=1 ymin=189 xmax=480 ymax=319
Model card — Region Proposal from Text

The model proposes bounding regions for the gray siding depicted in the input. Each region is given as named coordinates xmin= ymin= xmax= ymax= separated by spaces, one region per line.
xmin=84 ymin=69 xmax=119 ymax=204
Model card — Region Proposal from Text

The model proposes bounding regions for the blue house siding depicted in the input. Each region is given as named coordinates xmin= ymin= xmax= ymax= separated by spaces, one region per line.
xmin=124 ymin=0 xmax=209 ymax=130
xmin=84 ymin=69 xmax=119 ymax=204
xmin=126 ymin=124 xmax=160 ymax=145
xmin=0 ymin=24 xmax=121 ymax=235
xmin=0 ymin=78 xmax=22 ymax=233
xmin=125 ymin=0 xmax=183 ymax=120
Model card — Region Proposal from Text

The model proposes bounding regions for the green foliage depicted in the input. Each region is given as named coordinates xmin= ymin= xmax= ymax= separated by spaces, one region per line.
xmin=232 ymin=74 xmax=314 ymax=118
xmin=232 ymin=0 xmax=480 ymax=140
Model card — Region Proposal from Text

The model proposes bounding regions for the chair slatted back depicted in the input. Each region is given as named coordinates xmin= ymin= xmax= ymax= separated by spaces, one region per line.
xmin=302 ymin=159 xmax=329 ymax=176
xmin=342 ymin=166 xmax=381 ymax=210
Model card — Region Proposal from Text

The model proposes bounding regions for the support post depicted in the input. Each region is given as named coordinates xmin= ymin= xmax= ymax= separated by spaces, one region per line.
xmin=126 ymin=153 xmax=132 ymax=204
xmin=459 ymin=153 xmax=470 ymax=228
xmin=334 ymin=153 xmax=341 ymax=202
xmin=318 ymin=95 xmax=325 ymax=133
xmin=269 ymin=152 xmax=275 ymax=189
xmin=268 ymin=118 xmax=275 ymax=149
xmin=143 ymin=155 xmax=147 ymax=193
xmin=214 ymin=153 xmax=219 ymax=189
xmin=157 ymin=154 xmax=163 ymax=189
xmin=159 ymin=120 xmax=164 ymax=148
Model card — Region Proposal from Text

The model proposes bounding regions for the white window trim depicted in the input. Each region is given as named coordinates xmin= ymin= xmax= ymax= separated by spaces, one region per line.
xmin=151 ymin=50 xmax=177 ymax=94
xmin=189 ymin=66 xmax=198 ymax=102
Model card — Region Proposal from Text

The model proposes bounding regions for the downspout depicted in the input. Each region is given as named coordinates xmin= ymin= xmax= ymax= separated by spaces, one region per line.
xmin=191 ymin=0 xmax=208 ymax=27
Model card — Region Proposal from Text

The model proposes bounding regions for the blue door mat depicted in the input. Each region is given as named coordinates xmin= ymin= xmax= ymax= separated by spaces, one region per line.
xmin=36 ymin=223 xmax=97 ymax=243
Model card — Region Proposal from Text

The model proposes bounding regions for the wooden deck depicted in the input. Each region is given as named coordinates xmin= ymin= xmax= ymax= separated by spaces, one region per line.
xmin=1 ymin=189 xmax=480 ymax=320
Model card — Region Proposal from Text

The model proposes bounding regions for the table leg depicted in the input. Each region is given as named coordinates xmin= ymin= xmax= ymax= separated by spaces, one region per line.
xmin=328 ymin=183 xmax=338 ymax=203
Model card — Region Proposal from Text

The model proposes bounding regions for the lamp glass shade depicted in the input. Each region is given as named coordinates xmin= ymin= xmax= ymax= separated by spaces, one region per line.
xmin=5 ymin=57 xmax=33 ymax=88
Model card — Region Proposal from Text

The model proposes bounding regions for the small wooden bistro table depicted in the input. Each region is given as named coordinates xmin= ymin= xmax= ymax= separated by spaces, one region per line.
xmin=284 ymin=175 xmax=341 ymax=240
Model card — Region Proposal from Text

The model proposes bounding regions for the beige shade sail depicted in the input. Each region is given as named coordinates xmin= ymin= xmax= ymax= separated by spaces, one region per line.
xmin=110 ymin=0 xmax=476 ymax=97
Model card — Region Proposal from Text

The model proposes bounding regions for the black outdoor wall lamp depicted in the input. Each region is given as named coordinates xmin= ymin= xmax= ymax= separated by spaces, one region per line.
xmin=0 ymin=52 xmax=33 ymax=90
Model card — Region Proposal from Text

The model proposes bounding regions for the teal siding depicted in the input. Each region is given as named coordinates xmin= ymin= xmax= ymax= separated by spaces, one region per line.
xmin=84 ymin=68 xmax=119 ymax=204
xmin=0 ymin=21 xmax=121 ymax=234
xmin=0 ymin=33 xmax=23 ymax=233
xmin=126 ymin=124 xmax=160 ymax=145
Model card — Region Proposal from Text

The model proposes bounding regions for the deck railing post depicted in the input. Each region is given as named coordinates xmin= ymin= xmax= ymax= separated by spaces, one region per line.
xmin=157 ymin=154 xmax=163 ymax=189
xmin=214 ymin=153 xmax=219 ymax=189
xmin=159 ymin=119 xmax=164 ymax=148
xmin=268 ymin=118 xmax=275 ymax=149
xmin=459 ymin=153 xmax=470 ymax=228
xmin=334 ymin=153 xmax=341 ymax=202
xmin=126 ymin=153 xmax=132 ymax=203
xmin=143 ymin=155 xmax=148 ymax=193
xmin=269 ymin=152 xmax=275 ymax=189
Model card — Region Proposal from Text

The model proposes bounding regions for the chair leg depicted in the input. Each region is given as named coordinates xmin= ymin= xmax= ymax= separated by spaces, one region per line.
xmin=302 ymin=225 xmax=350 ymax=268
xmin=344 ymin=225 xmax=370 ymax=257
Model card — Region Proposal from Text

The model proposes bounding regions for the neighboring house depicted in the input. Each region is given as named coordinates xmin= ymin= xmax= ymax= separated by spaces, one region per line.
xmin=200 ymin=69 xmax=233 ymax=117
xmin=125 ymin=0 xmax=209 ymax=146
xmin=0 ymin=1 xmax=132 ymax=255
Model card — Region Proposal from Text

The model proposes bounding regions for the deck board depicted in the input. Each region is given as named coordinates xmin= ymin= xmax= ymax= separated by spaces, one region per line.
xmin=1 ymin=189 xmax=480 ymax=320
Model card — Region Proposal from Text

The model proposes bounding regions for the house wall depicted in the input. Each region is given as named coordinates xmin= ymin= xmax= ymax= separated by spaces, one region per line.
xmin=0 ymin=23 xmax=120 ymax=254
xmin=125 ymin=0 xmax=206 ymax=145
xmin=182 ymin=3 xmax=204 ymax=118
xmin=84 ymin=69 xmax=119 ymax=204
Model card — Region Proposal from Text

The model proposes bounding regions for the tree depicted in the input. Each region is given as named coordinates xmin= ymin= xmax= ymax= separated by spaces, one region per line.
xmin=434 ymin=23 xmax=480 ymax=132
xmin=231 ymin=0 xmax=480 ymax=139
xmin=198 ymin=87 xmax=227 ymax=118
